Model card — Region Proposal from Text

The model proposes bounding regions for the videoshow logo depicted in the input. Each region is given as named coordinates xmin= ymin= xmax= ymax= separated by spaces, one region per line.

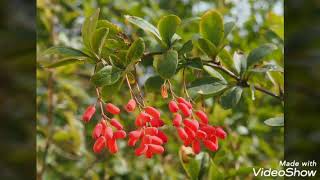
xmin=253 ymin=160 xmax=317 ymax=177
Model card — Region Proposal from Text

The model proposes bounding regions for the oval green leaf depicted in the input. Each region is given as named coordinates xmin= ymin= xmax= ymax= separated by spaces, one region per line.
xmin=144 ymin=75 xmax=164 ymax=93
xmin=247 ymin=44 xmax=277 ymax=68
xmin=264 ymin=116 xmax=284 ymax=127
xmin=81 ymin=8 xmax=100 ymax=49
xmin=153 ymin=50 xmax=178 ymax=79
xmin=91 ymin=65 xmax=122 ymax=87
xmin=197 ymin=38 xmax=217 ymax=58
xmin=200 ymin=10 xmax=224 ymax=46
xmin=126 ymin=38 xmax=145 ymax=64
xmin=220 ymin=86 xmax=243 ymax=109
xmin=91 ymin=27 xmax=109 ymax=56
xmin=157 ymin=14 xmax=181 ymax=46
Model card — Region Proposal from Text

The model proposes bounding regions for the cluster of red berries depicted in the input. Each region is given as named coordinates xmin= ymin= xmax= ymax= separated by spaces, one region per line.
xmin=168 ymin=97 xmax=227 ymax=154
xmin=128 ymin=106 xmax=168 ymax=158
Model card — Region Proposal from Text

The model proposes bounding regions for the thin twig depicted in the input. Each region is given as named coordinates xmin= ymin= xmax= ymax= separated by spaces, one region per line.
xmin=95 ymin=88 xmax=110 ymax=120
xmin=254 ymin=85 xmax=283 ymax=100
xmin=125 ymin=74 xmax=144 ymax=109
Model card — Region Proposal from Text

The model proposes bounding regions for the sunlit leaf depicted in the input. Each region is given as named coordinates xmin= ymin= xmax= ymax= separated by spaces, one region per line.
xmin=200 ymin=10 xmax=224 ymax=46
xmin=264 ymin=116 xmax=284 ymax=126
xmin=154 ymin=50 xmax=178 ymax=79
xmin=157 ymin=14 xmax=181 ymax=46
xmin=91 ymin=65 xmax=122 ymax=87
xmin=247 ymin=44 xmax=277 ymax=68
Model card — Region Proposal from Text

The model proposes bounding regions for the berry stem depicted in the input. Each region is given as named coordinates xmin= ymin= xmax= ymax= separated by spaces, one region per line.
xmin=125 ymin=74 xmax=144 ymax=109
xmin=95 ymin=88 xmax=110 ymax=120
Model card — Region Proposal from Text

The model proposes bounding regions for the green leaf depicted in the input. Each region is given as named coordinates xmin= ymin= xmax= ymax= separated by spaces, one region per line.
xmin=249 ymin=64 xmax=284 ymax=73
xmin=179 ymin=40 xmax=193 ymax=55
xmin=233 ymin=51 xmax=247 ymax=75
xmin=97 ymin=20 xmax=122 ymax=35
xmin=247 ymin=44 xmax=277 ymax=67
xmin=91 ymin=65 xmax=122 ymax=87
xmin=81 ymin=8 xmax=100 ymax=49
xmin=125 ymin=15 xmax=162 ymax=42
xmin=203 ymin=65 xmax=226 ymax=83
xmin=197 ymin=38 xmax=217 ymax=58
xmin=264 ymin=116 xmax=284 ymax=126
xmin=208 ymin=161 xmax=224 ymax=180
xmin=91 ymin=28 xmax=109 ymax=56
xmin=44 ymin=59 xmax=84 ymax=68
xmin=126 ymin=38 xmax=145 ymax=64
xmin=200 ymin=10 xmax=224 ymax=46
xmin=223 ymin=21 xmax=235 ymax=39
xmin=227 ymin=167 xmax=253 ymax=178
xmin=183 ymin=57 xmax=203 ymax=70
xmin=144 ymin=75 xmax=164 ymax=93
xmin=179 ymin=147 xmax=201 ymax=180
xmin=220 ymin=86 xmax=243 ymax=109
xmin=188 ymin=77 xmax=227 ymax=96
xmin=157 ymin=14 xmax=181 ymax=46
xmin=41 ymin=46 xmax=89 ymax=59
xmin=101 ymin=78 xmax=124 ymax=101
xmin=218 ymin=48 xmax=234 ymax=72
xmin=153 ymin=50 xmax=178 ymax=79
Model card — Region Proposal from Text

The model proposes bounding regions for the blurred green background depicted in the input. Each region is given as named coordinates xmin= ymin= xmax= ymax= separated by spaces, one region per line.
xmin=36 ymin=0 xmax=284 ymax=179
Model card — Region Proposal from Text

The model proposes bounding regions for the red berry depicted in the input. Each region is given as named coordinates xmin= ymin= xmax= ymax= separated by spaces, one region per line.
xmin=177 ymin=97 xmax=192 ymax=109
xmin=200 ymin=125 xmax=215 ymax=135
xmin=135 ymin=112 xmax=150 ymax=127
xmin=178 ymin=103 xmax=191 ymax=117
xmin=192 ymin=140 xmax=201 ymax=154
xmin=125 ymin=99 xmax=136 ymax=112
xmin=168 ymin=101 xmax=179 ymax=113
xmin=82 ymin=105 xmax=96 ymax=122
xmin=135 ymin=144 xmax=148 ymax=156
xmin=93 ymin=136 xmax=106 ymax=153
xmin=203 ymin=140 xmax=218 ymax=151
xmin=177 ymin=127 xmax=188 ymax=141
xmin=105 ymin=103 xmax=120 ymax=114
xmin=184 ymin=126 xmax=196 ymax=140
xmin=104 ymin=126 xmax=113 ymax=139
xmin=113 ymin=130 xmax=126 ymax=139
xmin=215 ymin=127 xmax=227 ymax=139
xmin=173 ymin=114 xmax=182 ymax=127
xmin=195 ymin=110 xmax=208 ymax=124
xmin=145 ymin=149 xmax=153 ymax=158
xmin=145 ymin=106 xmax=160 ymax=119
xmin=107 ymin=138 xmax=118 ymax=154
xmin=161 ymin=84 xmax=168 ymax=99
xmin=92 ymin=123 xmax=103 ymax=139
xmin=157 ymin=130 xmax=168 ymax=143
xmin=128 ymin=137 xmax=139 ymax=146
xmin=129 ymin=130 xmax=142 ymax=139
xmin=144 ymin=127 xmax=158 ymax=136
xmin=110 ymin=118 xmax=123 ymax=130
xmin=142 ymin=135 xmax=152 ymax=145
xmin=150 ymin=136 xmax=164 ymax=145
xmin=196 ymin=130 xmax=207 ymax=140
xmin=148 ymin=144 xmax=164 ymax=154
xmin=183 ymin=119 xmax=199 ymax=132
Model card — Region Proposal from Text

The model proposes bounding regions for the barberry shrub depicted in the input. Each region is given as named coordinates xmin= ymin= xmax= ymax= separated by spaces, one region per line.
xmin=39 ymin=6 xmax=283 ymax=179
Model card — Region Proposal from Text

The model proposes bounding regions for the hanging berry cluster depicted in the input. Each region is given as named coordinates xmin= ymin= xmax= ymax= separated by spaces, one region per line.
xmin=168 ymin=97 xmax=227 ymax=154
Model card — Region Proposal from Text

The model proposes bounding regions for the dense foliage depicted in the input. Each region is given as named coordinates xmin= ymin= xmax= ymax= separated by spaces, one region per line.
xmin=37 ymin=0 xmax=284 ymax=179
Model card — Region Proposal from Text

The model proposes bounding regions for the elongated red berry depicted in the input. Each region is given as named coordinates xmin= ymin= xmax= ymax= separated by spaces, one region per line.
xmin=128 ymin=137 xmax=139 ymax=146
xmin=161 ymin=84 xmax=168 ymax=99
xmin=129 ymin=130 xmax=142 ymax=139
xmin=184 ymin=126 xmax=196 ymax=140
xmin=195 ymin=110 xmax=208 ymax=124
xmin=135 ymin=112 xmax=150 ymax=127
xmin=157 ymin=130 xmax=168 ymax=143
xmin=196 ymin=130 xmax=207 ymax=139
xmin=92 ymin=123 xmax=103 ymax=139
xmin=145 ymin=106 xmax=160 ymax=119
xmin=168 ymin=101 xmax=179 ymax=113
xmin=200 ymin=125 xmax=215 ymax=135
xmin=135 ymin=144 xmax=148 ymax=156
xmin=177 ymin=97 xmax=192 ymax=109
xmin=144 ymin=127 xmax=158 ymax=136
xmin=150 ymin=136 xmax=163 ymax=145
xmin=110 ymin=118 xmax=123 ymax=130
xmin=173 ymin=114 xmax=182 ymax=127
xmin=93 ymin=136 xmax=106 ymax=153
xmin=82 ymin=105 xmax=96 ymax=122
xmin=125 ymin=99 xmax=136 ymax=112
xmin=148 ymin=144 xmax=164 ymax=154
xmin=145 ymin=149 xmax=153 ymax=158
xmin=203 ymin=140 xmax=218 ymax=151
xmin=105 ymin=103 xmax=120 ymax=114
xmin=178 ymin=103 xmax=191 ymax=117
xmin=183 ymin=119 xmax=199 ymax=132
xmin=113 ymin=130 xmax=126 ymax=139
xmin=183 ymin=138 xmax=193 ymax=146
xmin=192 ymin=140 xmax=201 ymax=154
xmin=107 ymin=138 xmax=118 ymax=154
xmin=177 ymin=127 xmax=188 ymax=141
xmin=215 ymin=127 xmax=227 ymax=139
xmin=150 ymin=118 xmax=164 ymax=127
xmin=104 ymin=126 xmax=113 ymax=139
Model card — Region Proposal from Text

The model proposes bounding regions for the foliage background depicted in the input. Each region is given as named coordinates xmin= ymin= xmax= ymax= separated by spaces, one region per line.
xmin=36 ymin=0 xmax=284 ymax=179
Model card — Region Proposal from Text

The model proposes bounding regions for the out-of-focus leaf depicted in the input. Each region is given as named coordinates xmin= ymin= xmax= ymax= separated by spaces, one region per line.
xmin=183 ymin=57 xmax=203 ymax=70
xmin=179 ymin=40 xmax=193 ymax=55
xmin=126 ymin=38 xmax=145 ymax=64
xmin=144 ymin=75 xmax=164 ymax=93
xmin=220 ymin=86 xmax=243 ymax=109
xmin=188 ymin=77 xmax=227 ymax=96
xmin=227 ymin=167 xmax=253 ymax=178
xmin=91 ymin=27 xmax=109 ymax=56
xmin=97 ymin=20 xmax=122 ymax=35
xmin=101 ymin=78 xmax=124 ymax=101
xmin=154 ymin=49 xmax=178 ymax=79
xmin=44 ymin=59 xmax=84 ymax=68
xmin=197 ymin=38 xmax=217 ymax=58
xmin=91 ymin=65 xmax=122 ymax=87
xmin=264 ymin=116 xmax=284 ymax=126
xmin=208 ymin=161 xmax=224 ymax=180
xmin=223 ymin=21 xmax=235 ymax=39
xmin=179 ymin=146 xmax=200 ymax=180
xmin=250 ymin=64 xmax=284 ymax=73
xmin=41 ymin=46 xmax=89 ymax=59
xmin=157 ymin=14 xmax=181 ymax=46
xmin=247 ymin=44 xmax=277 ymax=68
xmin=200 ymin=10 xmax=224 ymax=46
xmin=82 ymin=8 xmax=100 ymax=49
xmin=203 ymin=65 xmax=226 ymax=83
xmin=233 ymin=51 xmax=247 ymax=75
